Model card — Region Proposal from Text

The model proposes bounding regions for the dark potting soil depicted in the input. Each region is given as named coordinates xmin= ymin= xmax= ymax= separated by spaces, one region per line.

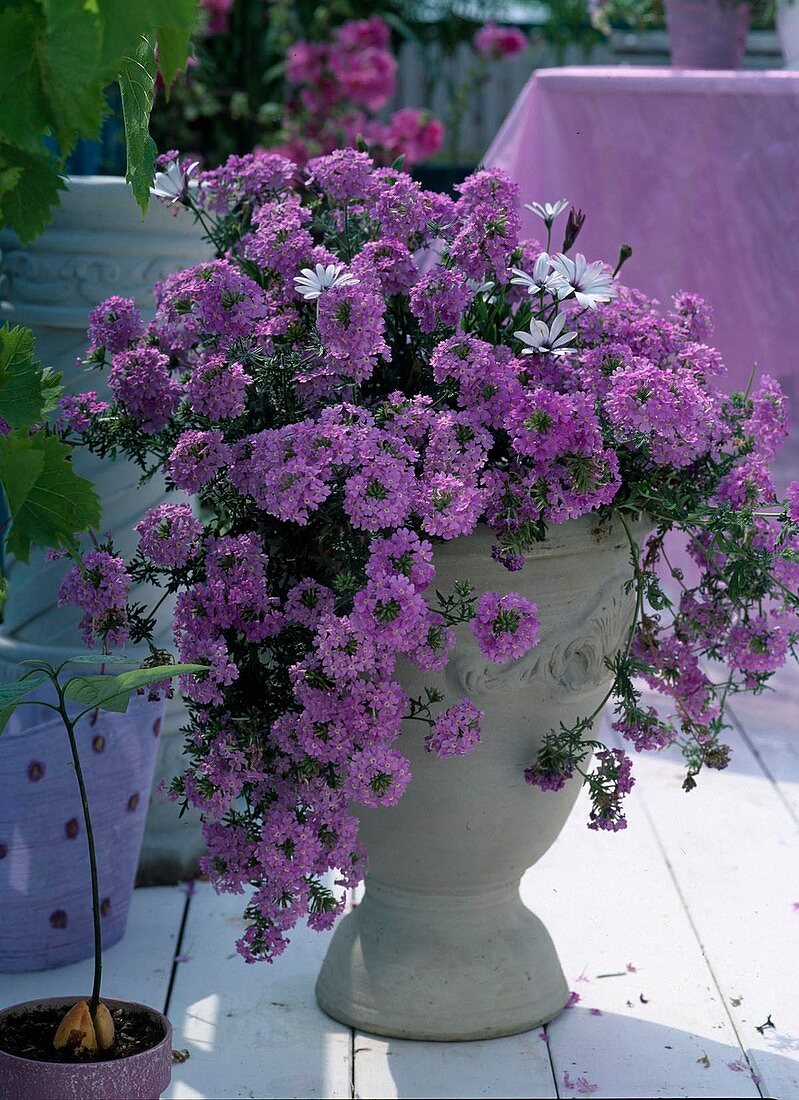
xmin=0 ymin=1003 xmax=165 ymax=1063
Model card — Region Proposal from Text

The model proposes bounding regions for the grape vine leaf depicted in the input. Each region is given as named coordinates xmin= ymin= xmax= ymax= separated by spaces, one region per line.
xmin=118 ymin=33 xmax=158 ymax=216
xmin=0 ymin=144 xmax=65 ymax=246
xmin=0 ymin=431 xmax=101 ymax=562
xmin=0 ymin=323 xmax=62 ymax=430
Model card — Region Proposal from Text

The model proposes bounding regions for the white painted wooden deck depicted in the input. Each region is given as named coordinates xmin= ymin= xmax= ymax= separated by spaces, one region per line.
xmin=3 ymin=671 xmax=798 ymax=1099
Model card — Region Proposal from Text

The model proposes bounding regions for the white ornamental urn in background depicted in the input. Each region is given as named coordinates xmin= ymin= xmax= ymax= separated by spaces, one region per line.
xmin=777 ymin=1 xmax=799 ymax=68
xmin=0 ymin=177 xmax=212 ymax=884
xmin=317 ymin=516 xmax=645 ymax=1041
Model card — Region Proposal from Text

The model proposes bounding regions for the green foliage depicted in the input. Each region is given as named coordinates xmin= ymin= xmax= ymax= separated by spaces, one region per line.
xmin=63 ymin=663 xmax=208 ymax=712
xmin=534 ymin=0 xmax=607 ymax=58
xmin=0 ymin=0 xmax=199 ymax=243
xmin=0 ymin=324 xmax=61 ymax=430
xmin=149 ymin=0 xmax=528 ymax=167
xmin=0 ymin=659 xmax=208 ymax=734
xmin=0 ymin=675 xmax=46 ymax=733
xmin=0 ymin=430 xmax=101 ymax=562
xmin=118 ymin=35 xmax=159 ymax=213
xmin=0 ymin=323 xmax=100 ymax=566
xmin=0 ymin=143 xmax=65 ymax=245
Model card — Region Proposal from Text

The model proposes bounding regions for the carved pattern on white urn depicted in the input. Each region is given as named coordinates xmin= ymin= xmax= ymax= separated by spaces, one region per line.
xmin=0 ymin=248 xmax=199 ymax=313
xmin=445 ymin=585 xmax=634 ymax=700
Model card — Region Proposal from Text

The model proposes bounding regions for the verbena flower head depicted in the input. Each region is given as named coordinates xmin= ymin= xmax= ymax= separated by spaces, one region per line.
xmin=61 ymin=152 xmax=799 ymax=963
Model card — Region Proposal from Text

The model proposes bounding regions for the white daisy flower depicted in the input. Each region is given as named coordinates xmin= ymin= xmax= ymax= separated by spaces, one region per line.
xmin=509 ymin=252 xmax=560 ymax=296
xmin=549 ymin=252 xmax=615 ymax=310
xmin=514 ymin=312 xmax=577 ymax=357
xmin=293 ymin=264 xmax=360 ymax=300
xmin=151 ymin=159 xmax=199 ymax=205
xmin=524 ymin=199 xmax=569 ymax=227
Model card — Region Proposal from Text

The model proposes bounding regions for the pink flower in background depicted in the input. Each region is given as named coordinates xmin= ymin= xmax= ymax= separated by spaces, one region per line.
xmin=136 ymin=504 xmax=204 ymax=569
xmin=57 ymin=392 xmax=109 ymax=433
xmin=282 ymin=16 xmax=443 ymax=168
xmin=334 ymin=15 xmax=391 ymax=50
xmin=473 ymin=22 xmax=528 ymax=59
xmin=285 ymin=41 xmax=327 ymax=87
xmin=201 ymin=0 xmax=234 ymax=36
xmin=384 ymin=108 xmax=444 ymax=166
xmin=108 ymin=347 xmax=182 ymax=434
xmin=329 ymin=43 xmax=397 ymax=112
xmin=787 ymin=482 xmax=799 ymax=521
xmin=59 ymin=550 xmax=131 ymax=648
xmin=87 ymin=296 xmax=143 ymax=355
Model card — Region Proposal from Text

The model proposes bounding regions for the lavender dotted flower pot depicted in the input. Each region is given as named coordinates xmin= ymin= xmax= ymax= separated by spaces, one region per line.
xmin=317 ymin=517 xmax=647 ymax=1041
xmin=0 ymin=177 xmax=211 ymax=884
xmin=664 ymin=0 xmax=751 ymax=69
xmin=0 ymin=997 xmax=172 ymax=1099
xmin=0 ymin=694 xmax=164 ymax=972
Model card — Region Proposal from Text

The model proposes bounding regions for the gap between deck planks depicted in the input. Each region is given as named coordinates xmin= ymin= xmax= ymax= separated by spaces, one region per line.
xmin=612 ymin=690 xmax=799 ymax=1100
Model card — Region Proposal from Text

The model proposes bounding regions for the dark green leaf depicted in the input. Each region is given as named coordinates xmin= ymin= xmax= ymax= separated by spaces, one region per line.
xmin=0 ymin=676 xmax=46 ymax=734
xmin=38 ymin=0 xmax=105 ymax=154
xmin=0 ymin=430 xmax=101 ymax=562
xmin=118 ymin=34 xmax=158 ymax=215
xmin=0 ymin=144 xmax=64 ymax=245
xmin=0 ymin=3 xmax=49 ymax=152
xmin=156 ymin=24 xmax=191 ymax=93
xmin=96 ymin=0 xmax=198 ymax=82
xmin=0 ymin=323 xmax=60 ymax=430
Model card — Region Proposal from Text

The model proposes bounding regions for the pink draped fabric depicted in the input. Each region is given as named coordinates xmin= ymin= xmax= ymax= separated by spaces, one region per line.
xmin=485 ymin=67 xmax=799 ymax=403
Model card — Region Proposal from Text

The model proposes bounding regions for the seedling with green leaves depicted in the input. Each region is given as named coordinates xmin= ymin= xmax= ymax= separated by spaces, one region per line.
xmin=0 ymin=655 xmax=207 ymax=1057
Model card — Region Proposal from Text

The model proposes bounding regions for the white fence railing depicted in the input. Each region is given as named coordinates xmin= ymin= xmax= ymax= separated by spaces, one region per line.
xmin=394 ymin=30 xmax=782 ymax=162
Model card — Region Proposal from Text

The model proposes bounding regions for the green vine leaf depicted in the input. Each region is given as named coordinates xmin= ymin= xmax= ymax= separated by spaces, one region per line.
xmin=64 ymin=663 xmax=208 ymax=712
xmin=0 ymin=676 xmax=46 ymax=734
xmin=118 ymin=33 xmax=158 ymax=216
xmin=0 ymin=323 xmax=62 ymax=430
xmin=0 ymin=430 xmax=101 ymax=563
xmin=0 ymin=144 xmax=65 ymax=246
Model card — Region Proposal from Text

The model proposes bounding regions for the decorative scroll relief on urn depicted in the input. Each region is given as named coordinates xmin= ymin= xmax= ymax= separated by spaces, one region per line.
xmin=0 ymin=249 xmax=196 ymax=312
xmin=0 ymin=177 xmax=212 ymax=883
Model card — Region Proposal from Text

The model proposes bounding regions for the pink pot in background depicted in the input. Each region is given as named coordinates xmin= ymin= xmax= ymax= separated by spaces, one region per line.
xmin=665 ymin=0 xmax=751 ymax=68
xmin=0 ymin=997 xmax=172 ymax=1099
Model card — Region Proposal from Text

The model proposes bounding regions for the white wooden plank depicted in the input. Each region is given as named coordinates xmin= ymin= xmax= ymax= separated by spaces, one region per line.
xmin=0 ymin=884 xmax=185 ymax=1011
xmin=165 ymin=881 xmax=351 ymax=1100
xmin=726 ymin=664 xmax=799 ymax=824
xmin=354 ymin=1030 xmax=557 ymax=1100
xmin=522 ymin=772 xmax=760 ymax=1099
xmin=619 ymin=716 xmax=799 ymax=1100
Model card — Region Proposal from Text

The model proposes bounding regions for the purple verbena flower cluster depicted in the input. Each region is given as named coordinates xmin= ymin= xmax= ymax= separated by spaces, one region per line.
xmin=59 ymin=151 xmax=799 ymax=958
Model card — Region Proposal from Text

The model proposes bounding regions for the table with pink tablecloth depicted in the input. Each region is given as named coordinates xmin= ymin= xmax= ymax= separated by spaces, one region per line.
xmin=485 ymin=68 xmax=799 ymax=402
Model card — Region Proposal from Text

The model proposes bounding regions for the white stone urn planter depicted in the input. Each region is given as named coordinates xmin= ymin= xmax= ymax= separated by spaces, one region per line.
xmin=316 ymin=515 xmax=644 ymax=1041
xmin=777 ymin=1 xmax=799 ymax=68
xmin=0 ymin=177 xmax=211 ymax=883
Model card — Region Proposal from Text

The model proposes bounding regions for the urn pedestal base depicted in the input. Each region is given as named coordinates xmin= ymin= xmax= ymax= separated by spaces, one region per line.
xmin=316 ymin=517 xmax=646 ymax=1042
xmin=316 ymin=881 xmax=568 ymax=1041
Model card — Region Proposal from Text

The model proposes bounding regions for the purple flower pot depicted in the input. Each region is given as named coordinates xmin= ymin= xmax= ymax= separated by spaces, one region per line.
xmin=0 ymin=695 xmax=165 ymax=972
xmin=0 ymin=997 xmax=172 ymax=1099
xmin=665 ymin=0 xmax=751 ymax=68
